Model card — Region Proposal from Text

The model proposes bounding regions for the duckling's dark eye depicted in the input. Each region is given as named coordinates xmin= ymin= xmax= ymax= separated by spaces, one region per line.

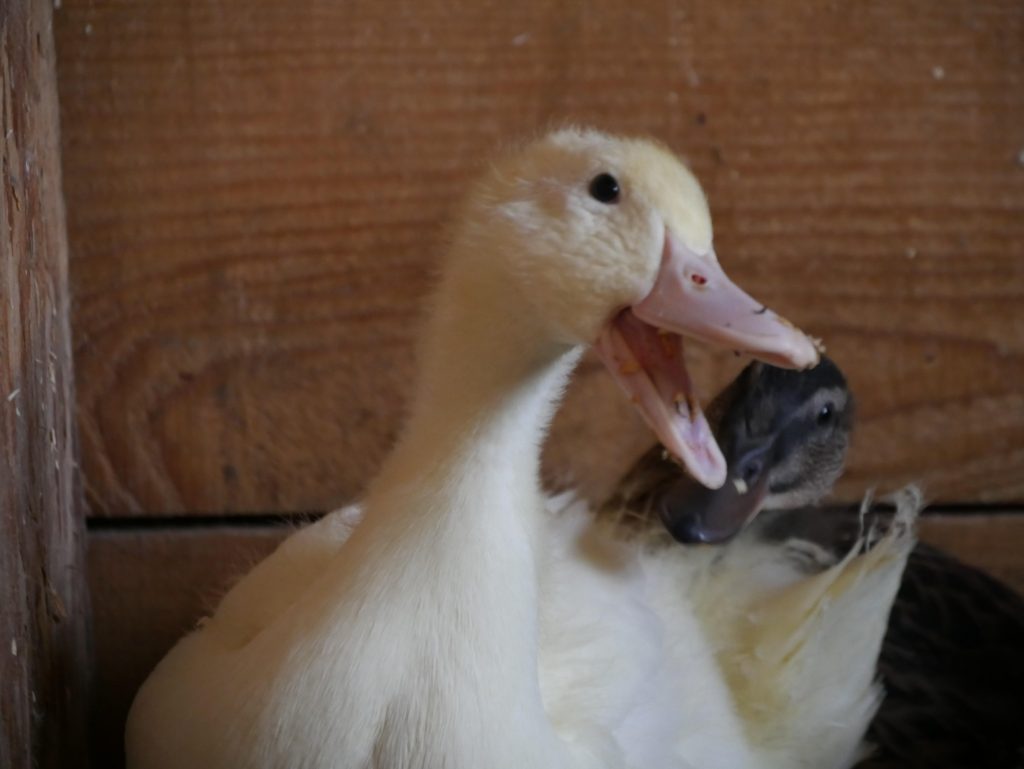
xmin=589 ymin=173 xmax=620 ymax=204
xmin=817 ymin=403 xmax=835 ymax=425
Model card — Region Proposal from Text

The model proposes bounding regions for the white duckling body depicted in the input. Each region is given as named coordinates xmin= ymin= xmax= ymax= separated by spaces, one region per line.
xmin=125 ymin=128 xmax=822 ymax=769
xmin=535 ymin=496 xmax=760 ymax=769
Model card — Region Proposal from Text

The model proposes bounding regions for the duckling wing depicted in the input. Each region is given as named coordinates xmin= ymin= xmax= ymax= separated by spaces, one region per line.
xmin=205 ymin=505 xmax=364 ymax=647
xmin=692 ymin=490 xmax=920 ymax=769
xmin=859 ymin=544 xmax=1024 ymax=769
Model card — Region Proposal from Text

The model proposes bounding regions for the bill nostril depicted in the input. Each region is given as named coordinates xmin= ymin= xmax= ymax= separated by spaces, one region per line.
xmin=741 ymin=460 xmax=762 ymax=483
xmin=733 ymin=441 xmax=772 ymax=484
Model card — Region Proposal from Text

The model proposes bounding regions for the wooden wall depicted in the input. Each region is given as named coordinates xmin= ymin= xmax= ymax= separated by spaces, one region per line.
xmin=51 ymin=0 xmax=1023 ymax=764
xmin=1 ymin=1 xmax=90 ymax=765
xmin=57 ymin=0 xmax=1024 ymax=515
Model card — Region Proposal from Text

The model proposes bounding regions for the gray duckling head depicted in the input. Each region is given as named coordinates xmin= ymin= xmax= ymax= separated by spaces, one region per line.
xmin=608 ymin=355 xmax=854 ymax=544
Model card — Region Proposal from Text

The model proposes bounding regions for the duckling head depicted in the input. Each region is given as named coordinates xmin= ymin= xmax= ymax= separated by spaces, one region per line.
xmin=443 ymin=127 xmax=819 ymax=488
xmin=656 ymin=355 xmax=854 ymax=543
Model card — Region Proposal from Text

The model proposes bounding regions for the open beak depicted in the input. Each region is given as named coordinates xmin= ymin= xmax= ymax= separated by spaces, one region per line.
xmin=595 ymin=229 xmax=819 ymax=489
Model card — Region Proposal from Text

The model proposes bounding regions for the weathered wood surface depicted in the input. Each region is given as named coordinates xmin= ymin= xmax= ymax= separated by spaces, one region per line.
xmin=87 ymin=513 xmax=1024 ymax=767
xmin=0 ymin=1 xmax=89 ymax=766
xmin=55 ymin=0 xmax=1024 ymax=515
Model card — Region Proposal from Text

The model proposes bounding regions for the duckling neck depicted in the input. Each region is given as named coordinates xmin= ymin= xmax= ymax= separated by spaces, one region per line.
xmin=369 ymin=274 xmax=580 ymax=536
xmin=348 ymin=273 xmax=581 ymax=703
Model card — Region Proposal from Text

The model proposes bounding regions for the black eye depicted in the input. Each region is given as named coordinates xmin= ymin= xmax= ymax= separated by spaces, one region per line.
xmin=817 ymin=403 xmax=835 ymax=425
xmin=589 ymin=173 xmax=620 ymax=204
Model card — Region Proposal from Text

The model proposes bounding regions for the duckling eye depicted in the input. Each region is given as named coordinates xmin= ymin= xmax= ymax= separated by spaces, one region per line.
xmin=817 ymin=403 xmax=835 ymax=425
xmin=588 ymin=173 xmax=620 ymax=204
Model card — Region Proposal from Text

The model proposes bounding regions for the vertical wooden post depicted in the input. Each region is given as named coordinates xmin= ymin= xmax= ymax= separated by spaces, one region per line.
xmin=1 ymin=1 xmax=89 ymax=767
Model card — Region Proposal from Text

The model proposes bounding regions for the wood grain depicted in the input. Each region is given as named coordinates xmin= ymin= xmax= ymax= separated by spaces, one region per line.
xmin=55 ymin=0 xmax=1024 ymax=515
xmin=87 ymin=513 xmax=1024 ymax=767
xmin=0 ymin=1 xmax=90 ymax=765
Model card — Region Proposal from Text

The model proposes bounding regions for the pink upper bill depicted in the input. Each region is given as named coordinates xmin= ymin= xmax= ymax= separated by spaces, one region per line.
xmin=596 ymin=229 xmax=820 ymax=490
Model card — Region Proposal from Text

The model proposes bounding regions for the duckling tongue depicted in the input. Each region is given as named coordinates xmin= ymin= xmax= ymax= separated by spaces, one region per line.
xmin=596 ymin=310 xmax=726 ymax=489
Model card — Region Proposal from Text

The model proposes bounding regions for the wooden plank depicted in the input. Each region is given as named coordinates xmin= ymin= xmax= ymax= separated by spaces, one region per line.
xmin=87 ymin=527 xmax=284 ymax=767
xmin=917 ymin=513 xmax=1024 ymax=594
xmin=0 ymin=1 xmax=90 ymax=766
xmin=88 ymin=513 xmax=1024 ymax=767
xmin=55 ymin=0 xmax=1024 ymax=515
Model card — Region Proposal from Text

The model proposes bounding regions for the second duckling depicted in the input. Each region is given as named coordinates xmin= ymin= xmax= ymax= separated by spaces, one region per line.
xmin=605 ymin=355 xmax=853 ymax=544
